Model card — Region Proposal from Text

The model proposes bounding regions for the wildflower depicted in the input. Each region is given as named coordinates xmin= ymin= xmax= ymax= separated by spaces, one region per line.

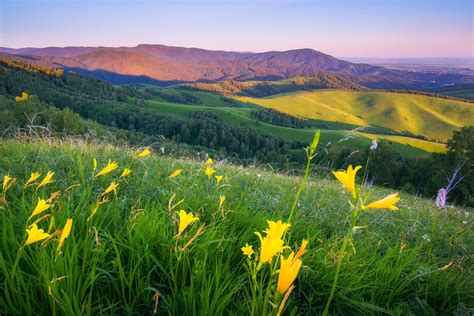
xmin=219 ymin=195 xmax=225 ymax=208
xmin=25 ymin=224 xmax=51 ymax=246
xmin=2 ymin=175 xmax=15 ymax=192
xmin=137 ymin=148 xmax=151 ymax=158
xmin=204 ymin=167 xmax=216 ymax=178
xmin=120 ymin=168 xmax=132 ymax=178
xmin=206 ymin=158 xmax=213 ymax=165
xmin=370 ymin=139 xmax=378 ymax=150
xmin=47 ymin=191 xmax=61 ymax=203
xmin=89 ymin=198 xmax=109 ymax=220
xmin=177 ymin=210 xmax=199 ymax=236
xmin=435 ymin=188 xmax=446 ymax=208
xmin=277 ymin=252 xmax=303 ymax=295
xmin=254 ymin=231 xmax=287 ymax=264
xmin=101 ymin=181 xmax=118 ymax=196
xmin=264 ymin=220 xmax=291 ymax=240
xmin=93 ymin=158 xmax=97 ymax=173
xmin=37 ymin=171 xmax=54 ymax=189
xmin=24 ymin=172 xmax=41 ymax=187
xmin=332 ymin=165 xmax=361 ymax=198
xmin=57 ymin=219 xmax=73 ymax=252
xmin=241 ymin=243 xmax=254 ymax=258
xmin=215 ymin=175 xmax=223 ymax=184
xmin=15 ymin=91 xmax=30 ymax=102
xmin=29 ymin=199 xmax=51 ymax=220
xmin=168 ymin=169 xmax=182 ymax=179
xmin=365 ymin=193 xmax=400 ymax=211
xmin=95 ymin=161 xmax=118 ymax=178
xmin=294 ymin=239 xmax=308 ymax=260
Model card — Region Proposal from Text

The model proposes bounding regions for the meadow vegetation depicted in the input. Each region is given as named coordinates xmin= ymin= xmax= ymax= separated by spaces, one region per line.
xmin=0 ymin=137 xmax=472 ymax=315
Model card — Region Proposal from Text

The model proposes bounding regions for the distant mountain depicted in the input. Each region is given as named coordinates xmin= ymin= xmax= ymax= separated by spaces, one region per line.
xmin=1 ymin=44 xmax=473 ymax=88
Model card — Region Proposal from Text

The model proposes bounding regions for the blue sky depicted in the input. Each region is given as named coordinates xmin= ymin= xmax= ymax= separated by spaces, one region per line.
xmin=1 ymin=0 xmax=472 ymax=57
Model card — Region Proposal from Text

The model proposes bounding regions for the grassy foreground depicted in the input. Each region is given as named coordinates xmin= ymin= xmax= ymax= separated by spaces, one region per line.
xmin=0 ymin=139 xmax=472 ymax=315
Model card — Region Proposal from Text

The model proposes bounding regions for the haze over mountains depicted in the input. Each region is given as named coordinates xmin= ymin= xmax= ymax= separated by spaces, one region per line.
xmin=1 ymin=44 xmax=473 ymax=89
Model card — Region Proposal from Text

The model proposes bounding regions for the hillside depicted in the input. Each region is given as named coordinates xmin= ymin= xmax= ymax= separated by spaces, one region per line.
xmin=423 ymin=84 xmax=474 ymax=100
xmin=1 ymin=44 xmax=473 ymax=89
xmin=0 ymin=139 xmax=472 ymax=314
xmin=236 ymin=90 xmax=474 ymax=142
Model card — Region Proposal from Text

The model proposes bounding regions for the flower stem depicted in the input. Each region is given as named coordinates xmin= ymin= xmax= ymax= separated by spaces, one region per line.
xmin=287 ymin=151 xmax=312 ymax=223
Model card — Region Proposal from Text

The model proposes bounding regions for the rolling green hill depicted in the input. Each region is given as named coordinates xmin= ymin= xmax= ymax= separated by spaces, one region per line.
xmin=143 ymin=91 xmax=446 ymax=156
xmin=236 ymin=90 xmax=474 ymax=142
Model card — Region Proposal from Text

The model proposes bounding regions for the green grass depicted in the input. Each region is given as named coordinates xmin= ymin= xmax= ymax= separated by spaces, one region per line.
xmin=236 ymin=90 xmax=474 ymax=142
xmin=0 ymin=139 xmax=472 ymax=315
xmin=144 ymin=98 xmax=445 ymax=156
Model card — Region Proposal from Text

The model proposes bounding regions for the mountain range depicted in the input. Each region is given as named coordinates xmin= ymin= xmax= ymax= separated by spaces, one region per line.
xmin=1 ymin=44 xmax=473 ymax=89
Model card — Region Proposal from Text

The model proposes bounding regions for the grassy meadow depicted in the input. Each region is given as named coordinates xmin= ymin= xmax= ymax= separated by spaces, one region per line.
xmin=143 ymin=89 xmax=446 ymax=156
xmin=0 ymin=138 xmax=472 ymax=315
xmin=236 ymin=90 xmax=474 ymax=142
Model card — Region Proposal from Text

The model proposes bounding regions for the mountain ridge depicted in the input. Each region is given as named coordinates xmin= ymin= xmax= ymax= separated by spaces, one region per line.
xmin=1 ymin=44 xmax=473 ymax=88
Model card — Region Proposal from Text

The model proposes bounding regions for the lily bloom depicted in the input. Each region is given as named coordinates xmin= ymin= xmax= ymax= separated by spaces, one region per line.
xmin=264 ymin=220 xmax=291 ymax=240
xmin=95 ymin=161 xmax=118 ymax=178
xmin=204 ymin=167 xmax=216 ymax=179
xmin=29 ymin=199 xmax=51 ymax=220
xmin=101 ymin=181 xmax=118 ymax=196
xmin=168 ymin=169 xmax=182 ymax=179
xmin=219 ymin=195 xmax=225 ymax=208
xmin=215 ymin=175 xmax=223 ymax=184
xmin=365 ymin=193 xmax=400 ymax=211
xmin=24 ymin=172 xmax=41 ymax=187
xmin=277 ymin=252 xmax=303 ymax=295
xmin=332 ymin=165 xmax=361 ymax=198
xmin=120 ymin=168 xmax=132 ymax=178
xmin=25 ymin=224 xmax=51 ymax=246
xmin=37 ymin=171 xmax=54 ymax=189
xmin=206 ymin=158 xmax=213 ymax=165
xmin=255 ymin=231 xmax=287 ymax=264
xmin=2 ymin=175 xmax=15 ymax=192
xmin=57 ymin=219 xmax=73 ymax=252
xmin=241 ymin=243 xmax=254 ymax=258
xmin=177 ymin=210 xmax=199 ymax=236
xmin=137 ymin=148 xmax=151 ymax=158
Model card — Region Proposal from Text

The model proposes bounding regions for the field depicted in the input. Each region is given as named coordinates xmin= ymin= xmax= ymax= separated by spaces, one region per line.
xmin=143 ymin=88 xmax=447 ymax=156
xmin=236 ymin=90 xmax=474 ymax=142
xmin=0 ymin=139 xmax=472 ymax=315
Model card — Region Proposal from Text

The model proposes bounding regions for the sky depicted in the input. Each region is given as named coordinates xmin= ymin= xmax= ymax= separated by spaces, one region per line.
xmin=0 ymin=0 xmax=472 ymax=58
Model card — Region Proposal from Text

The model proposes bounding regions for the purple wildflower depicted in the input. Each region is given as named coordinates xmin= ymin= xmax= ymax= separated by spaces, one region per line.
xmin=436 ymin=188 xmax=446 ymax=208
xmin=370 ymin=139 xmax=378 ymax=150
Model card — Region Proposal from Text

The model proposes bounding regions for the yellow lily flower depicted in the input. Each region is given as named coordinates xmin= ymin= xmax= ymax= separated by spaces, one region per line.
xmin=241 ymin=243 xmax=254 ymax=258
xmin=24 ymin=172 xmax=41 ymax=187
xmin=277 ymin=252 xmax=303 ymax=295
xmin=294 ymin=239 xmax=309 ymax=261
xmin=365 ymin=193 xmax=400 ymax=211
xmin=204 ymin=167 xmax=216 ymax=179
xmin=264 ymin=220 xmax=291 ymax=240
xmin=95 ymin=161 xmax=118 ymax=178
xmin=206 ymin=158 xmax=213 ymax=164
xmin=215 ymin=175 xmax=223 ymax=184
xmin=25 ymin=224 xmax=51 ymax=246
xmin=2 ymin=175 xmax=15 ymax=192
xmin=177 ymin=210 xmax=199 ymax=236
xmin=168 ymin=169 xmax=182 ymax=179
xmin=120 ymin=168 xmax=132 ymax=178
xmin=332 ymin=165 xmax=361 ymax=198
xmin=101 ymin=181 xmax=118 ymax=196
xmin=57 ymin=218 xmax=73 ymax=252
xmin=219 ymin=195 xmax=225 ymax=208
xmin=137 ymin=148 xmax=151 ymax=158
xmin=255 ymin=231 xmax=287 ymax=264
xmin=29 ymin=199 xmax=51 ymax=220
xmin=37 ymin=171 xmax=54 ymax=189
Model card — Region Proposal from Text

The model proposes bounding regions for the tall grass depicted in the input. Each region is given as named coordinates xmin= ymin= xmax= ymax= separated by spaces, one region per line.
xmin=0 ymin=138 xmax=472 ymax=315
